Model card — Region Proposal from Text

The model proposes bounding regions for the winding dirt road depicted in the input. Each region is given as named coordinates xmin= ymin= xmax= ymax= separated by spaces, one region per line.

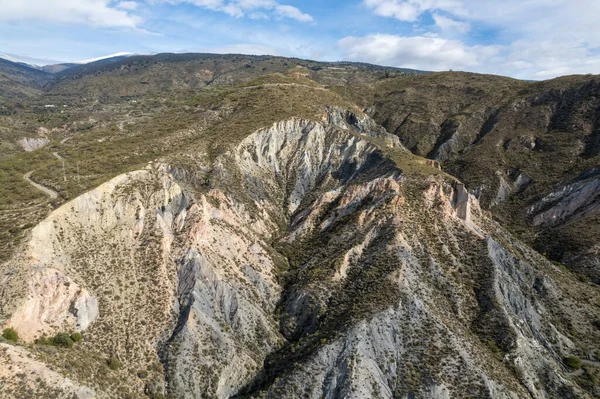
xmin=23 ymin=171 xmax=58 ymax=199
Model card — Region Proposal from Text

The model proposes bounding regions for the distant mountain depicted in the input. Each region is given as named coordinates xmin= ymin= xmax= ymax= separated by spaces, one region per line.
xmin=47 ymin=52 xmax=428 ymax=98
xmin=74 ymin=52 xmax=152 ymax=64
xmin=40 ymin=63 xmax=79 ymax=74
xmin=0 ymin=52 xmax=427 ymax=100
xmin=0 ymin=51 xmax=152 ymax=76
xmin=0 ymin=52 xmax=63 ymax=67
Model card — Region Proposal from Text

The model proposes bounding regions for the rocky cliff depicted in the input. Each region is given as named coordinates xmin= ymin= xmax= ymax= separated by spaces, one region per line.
xmin=1 ymin=108 xmax=598 ymax=398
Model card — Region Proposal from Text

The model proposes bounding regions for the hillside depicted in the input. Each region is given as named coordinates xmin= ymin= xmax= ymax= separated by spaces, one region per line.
xmin=0 ymin=58 xmax=52 ymax=102
xmin=0 ymin=54 xmax=599 ymax=399
xmin=44 ymin=53 xmax=425 ymax=99
xmin=365 ymin=72 xmax=600 ymax=283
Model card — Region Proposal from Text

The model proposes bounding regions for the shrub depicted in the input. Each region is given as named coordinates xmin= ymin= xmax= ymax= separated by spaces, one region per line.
xmin=52 ymin=333 xmax=74 ymax=348
xmin=107 ymin=356 xmax=122 ymax=370
xmin=137 ymin=370 xmax=148 ymax=379
xmin=70 ymin=332 xmax=83 ymax=343
xmin=565 ymin=355 xmax=582 ymax=370
xmin=2 ymin=328 xmax=18 ymax=342
xmin=35 ymin=335 xmax=52 ymax=345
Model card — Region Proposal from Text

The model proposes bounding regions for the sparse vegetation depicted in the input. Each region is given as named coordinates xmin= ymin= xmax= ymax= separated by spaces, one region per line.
xmin=565 ymin=355 xmax=582 ymax=370
xmin=51 ymin=333 xmax=74 ymax=348
xmin=70 ymin=332 xmax=83 ymax=343
xmin=107 ymin=356 xmax=122 ymax=370
xmin=2 ymin=328 xmax=19 ymax=342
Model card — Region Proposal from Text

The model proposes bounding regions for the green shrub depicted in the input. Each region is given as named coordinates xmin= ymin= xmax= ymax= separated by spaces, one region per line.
xmin=70 ymin=332 xmax=83 ymax=343
xmin=52 ymin=333 xmax=74 ymax=348
xmin=565 ymin=355 xmax=582 ymax=370
xmin=2 ymin=328 xmax=18 ymax=342
xmin=137 ymin=370 xmax=148 ymax=379
xmin=107 ymin=356 xmax=122 ymax=370
xmin=34 ymin=335 xmax=52 ymax=345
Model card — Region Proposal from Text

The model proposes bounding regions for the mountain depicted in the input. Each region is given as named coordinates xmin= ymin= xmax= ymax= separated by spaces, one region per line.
xmin=74 ymin=52 xmax=152 ymax=64
xmin=0 ymin=58 xmax=52 ymax=101
xmin=45 ymin=53 xmax=426 ymax=99
xmin=0 ymin=51 xmax=149 ymax=76
xmin=39 ymin=63 xmax=78 ymax=74
xmin=0 ymin=52 xmax=63 ymax=67
xmin=0 ymin=54 xmax=599 ymax=399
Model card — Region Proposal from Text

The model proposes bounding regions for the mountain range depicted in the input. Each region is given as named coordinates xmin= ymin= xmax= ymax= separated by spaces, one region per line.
xmin=0 ymin=52 xmax=598 ymax=399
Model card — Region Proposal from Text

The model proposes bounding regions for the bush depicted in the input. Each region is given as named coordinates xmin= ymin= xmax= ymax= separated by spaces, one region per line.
xmin=2 ymin=328 xmax=18 ymax=342
xmin=565 ymin=355 xmax=582 ymax=370
xmin=52 ymin=333 xmax=74 ymax=348
xmin=34 ymin=335 xmax=52 ymax=345
xmin=107 ymin=356 xmax=122 ymax=370
xmin=137 ymin=370 xmax=148 ymax=379
xmin=70 ymin=332 xmax=83 ymax=343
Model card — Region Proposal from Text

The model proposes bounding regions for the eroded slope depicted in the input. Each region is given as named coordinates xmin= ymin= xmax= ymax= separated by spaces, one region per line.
xmin=0 ymin=109 xmax=598 ymax=399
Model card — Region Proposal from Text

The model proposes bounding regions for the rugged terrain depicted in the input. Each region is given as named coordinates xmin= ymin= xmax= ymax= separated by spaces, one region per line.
xmin=362 ymin=73 xmax=600 ymax=284
xmin=0 ymin=54 xmax=599 ymax=398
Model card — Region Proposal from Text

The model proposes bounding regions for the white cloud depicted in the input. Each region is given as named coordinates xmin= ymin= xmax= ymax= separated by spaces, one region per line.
xmin=0 ymin=0 xmax=141 ymax=28
xmin=274 ymin=5 xmax=313 ymax=22
xmin=248 ymin=11 xmax=269 ymax=20
xmin=364 ymin=0 xmax=465 ymax=21
xmin=432 ymin=13 xmax=469 ymax=34
xmin=164 ymin=0 xmax=313 ymax=22
xmin=360 ymin=0 xmax=600 ymax=79
xmin=202 ymin=43 xmax=279 ymax=55
xmin=116 ymin=1 xmax=139 ymax=11
xmin=364 ymin=0 xmax=419 ymax=21
xmin=338 ymin=34 xmax=499 ymax=71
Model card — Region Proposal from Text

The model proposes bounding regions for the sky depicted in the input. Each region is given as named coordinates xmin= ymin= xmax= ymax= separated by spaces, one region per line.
xmin=0 ymin=0 xmax=599 ymax=80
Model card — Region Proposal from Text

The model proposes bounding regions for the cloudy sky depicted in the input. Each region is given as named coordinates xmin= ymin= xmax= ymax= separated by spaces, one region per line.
xmin=0 ymin=0 xmax=598 ymax=80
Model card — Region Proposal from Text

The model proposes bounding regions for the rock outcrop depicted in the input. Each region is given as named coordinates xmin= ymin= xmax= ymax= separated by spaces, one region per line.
xmin=529 ymin=167 xmax=600 ymax=227
xmin=7 ymin=268 xmax=97 ymax=341
xmin=17 ymin=137 xmax=50 ymax=152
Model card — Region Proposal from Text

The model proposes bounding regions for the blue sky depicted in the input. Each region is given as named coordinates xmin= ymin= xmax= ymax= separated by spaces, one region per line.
xmin=0 ymin=0 xmax=599 ymax=80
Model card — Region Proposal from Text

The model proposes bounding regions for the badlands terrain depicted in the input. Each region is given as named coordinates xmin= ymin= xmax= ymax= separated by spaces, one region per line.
xmin=0 ymin=53 xmax=599 ymax=398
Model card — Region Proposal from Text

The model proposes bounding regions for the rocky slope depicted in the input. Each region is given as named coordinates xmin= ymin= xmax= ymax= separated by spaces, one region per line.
xmin=1 ymin=108 xmax=599 ymax=398
xmin=367 ymin=72 xmax=600 ymax=283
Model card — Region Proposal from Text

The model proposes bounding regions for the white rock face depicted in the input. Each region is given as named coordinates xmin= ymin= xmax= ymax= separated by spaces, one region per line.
xmin=529 ymin=170 xmax=600 ymax=226
xmin=17 ymin=137 xmax=50 ymax=152
xmin=8 ymin=268 xmax=97 ymax=340
xmin=491 ymin=169 xmax=534 ymax=207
